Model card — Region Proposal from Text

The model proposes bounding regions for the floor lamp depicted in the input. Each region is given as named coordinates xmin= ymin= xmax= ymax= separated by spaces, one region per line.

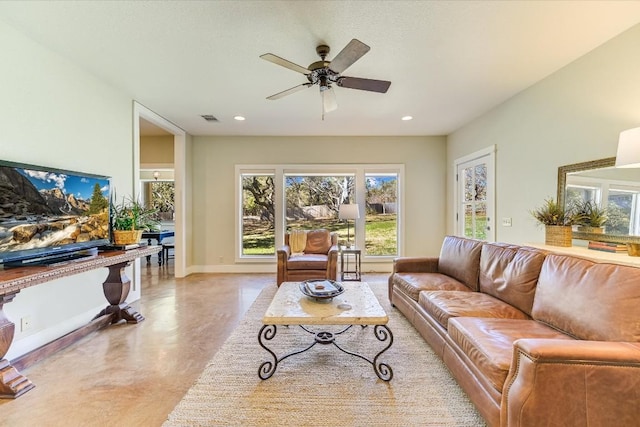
xmin=339 ymin=204 xmax=360 ymax=248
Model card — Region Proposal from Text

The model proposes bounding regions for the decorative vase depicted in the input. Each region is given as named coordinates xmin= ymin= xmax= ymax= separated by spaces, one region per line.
xmin=627 ymin=243 xmax=640 ymax=257
xmin=545 ymin=225 xmax=572 ymax=247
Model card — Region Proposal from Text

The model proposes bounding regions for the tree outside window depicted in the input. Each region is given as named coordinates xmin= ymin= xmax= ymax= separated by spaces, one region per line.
xmin=242 ymin=174 xmax=275 ymax=255
xmin=365 ymin=174 xmax=398 ymax=256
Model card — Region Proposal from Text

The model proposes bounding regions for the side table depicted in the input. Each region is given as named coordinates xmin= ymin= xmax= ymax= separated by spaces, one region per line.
xmin=340 ymin=247 xmax=361 ymax=281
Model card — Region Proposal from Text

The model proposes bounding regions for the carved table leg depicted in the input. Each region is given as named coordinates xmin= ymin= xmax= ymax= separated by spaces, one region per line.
xmin=93 ymin=261 xmax=145 ymax=324
xmin=0 ymin=293 xmax=35 ymax=398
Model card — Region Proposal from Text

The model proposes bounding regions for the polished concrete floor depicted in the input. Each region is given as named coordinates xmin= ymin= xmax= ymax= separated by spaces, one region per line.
xmin=1 ymin=261 xmax=388 ymax=426
xmin=0 ymin=262 xmax=273 ymax=426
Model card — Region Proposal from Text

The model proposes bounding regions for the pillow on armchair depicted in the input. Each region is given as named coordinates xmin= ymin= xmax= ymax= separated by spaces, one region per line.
xmin=304 ymin=229 xmax=332 ymax=254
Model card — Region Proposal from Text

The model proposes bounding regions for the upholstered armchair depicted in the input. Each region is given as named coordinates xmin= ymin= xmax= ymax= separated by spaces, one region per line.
xmin=276 ymin=229 xmax=339 ymax=286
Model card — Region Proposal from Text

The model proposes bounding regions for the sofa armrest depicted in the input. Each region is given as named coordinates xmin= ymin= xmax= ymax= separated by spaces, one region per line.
xmin=502 ymin=339 xmax=640 ymax=427
xmin=326 ymin=245 xmax=339 ymax=281
xmin=276 ymin=245 xmax=291 ymax=286
xmin=392 ymin=257 xmax=439 ymax=273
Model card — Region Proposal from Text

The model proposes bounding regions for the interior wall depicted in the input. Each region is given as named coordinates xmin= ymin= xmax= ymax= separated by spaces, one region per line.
xmin=447 ymin=23 xmax=640 ymax=245
xmin=140 ymin=135 xmax=174 ymax=164
xmin=0 ymin=20 xmax=134 ymax=359
xmin=191 ymin=135 xmax=446 ymax=272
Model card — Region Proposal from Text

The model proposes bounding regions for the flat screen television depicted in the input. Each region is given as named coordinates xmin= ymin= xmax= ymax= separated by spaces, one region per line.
xmin=0 ymin=159 xmax=111 ymax=267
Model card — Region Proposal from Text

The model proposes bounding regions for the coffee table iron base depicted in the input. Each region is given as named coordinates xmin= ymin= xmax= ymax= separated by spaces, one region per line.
xmin=258 ymin=324 xmax=393 ymax=381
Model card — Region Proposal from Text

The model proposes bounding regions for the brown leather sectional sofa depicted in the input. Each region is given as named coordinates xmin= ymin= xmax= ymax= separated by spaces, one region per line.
xmin=389 ymin=235 xmax=640 ymax=427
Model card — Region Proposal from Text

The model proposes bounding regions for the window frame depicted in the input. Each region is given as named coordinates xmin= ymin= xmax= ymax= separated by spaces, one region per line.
xmin=235 ymin=164 xmax=404 ymax=263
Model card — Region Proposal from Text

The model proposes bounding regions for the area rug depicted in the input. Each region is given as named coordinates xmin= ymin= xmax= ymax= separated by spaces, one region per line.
xmin=164 ymin=281 xmax=486 ymax=426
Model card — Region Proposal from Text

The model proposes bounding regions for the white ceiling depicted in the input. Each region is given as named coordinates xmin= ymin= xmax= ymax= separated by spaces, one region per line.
xmin=2 ymin=1 xmax=640 ymax=137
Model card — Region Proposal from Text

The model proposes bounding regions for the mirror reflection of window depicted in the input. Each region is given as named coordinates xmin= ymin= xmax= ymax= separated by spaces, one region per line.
xmin=567 ymin=175 xmax=640 ymax=236
xmin=607 ymin=187 xmax=640 ymax=235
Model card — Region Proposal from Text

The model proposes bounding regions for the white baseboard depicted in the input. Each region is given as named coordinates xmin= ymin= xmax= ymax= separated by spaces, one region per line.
xmin=189 ymin=263 xmax=393 ymax=274
xmin=7 ymin=305 xmax=104 ymax=361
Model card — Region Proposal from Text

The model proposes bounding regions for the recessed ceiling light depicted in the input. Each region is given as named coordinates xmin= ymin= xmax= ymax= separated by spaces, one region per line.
xmin=401 ymin=116 xmax=413 ymax=121
xmin=234 ymin=115 xmax=246 ymax=121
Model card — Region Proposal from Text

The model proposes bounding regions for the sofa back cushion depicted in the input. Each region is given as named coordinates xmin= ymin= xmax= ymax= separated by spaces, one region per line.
xmin=304 ymin=229 xmax=332 ymax=254
xmin=479 ymin=243 xmax=547 ymax=316
xmin=438 ymin=235 xmax=483 ymax=291
xmin=532 ymin=254 xmax=640 ymax=342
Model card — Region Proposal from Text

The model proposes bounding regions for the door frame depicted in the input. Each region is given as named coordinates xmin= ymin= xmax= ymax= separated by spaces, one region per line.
xmin=453 ymin=145 xmax=496 ymax=241
xmin=133 ymin=102 xmax=187 ymax=278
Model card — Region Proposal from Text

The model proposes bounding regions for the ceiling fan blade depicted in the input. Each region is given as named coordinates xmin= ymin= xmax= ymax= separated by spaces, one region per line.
xmin=337 ymin=76 xmax=391 ymax=93
xmin=322 ymin=87 xmax=338 ymax=113
xmin=328 ymin=39 xmax=370 ymax=74
xmin=260 ymin=53 xmax=310 ymax=75
xmin=266 ymin=83 xmax=313 ymax=100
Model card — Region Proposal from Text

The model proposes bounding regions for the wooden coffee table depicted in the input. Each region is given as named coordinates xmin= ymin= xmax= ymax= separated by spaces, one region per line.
xmin=258 ymin=281 xmax=393 ymax=381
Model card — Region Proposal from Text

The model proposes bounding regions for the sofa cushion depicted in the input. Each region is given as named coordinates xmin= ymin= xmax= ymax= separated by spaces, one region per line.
xmin=304 ymin=229 xmax=332 ymax=254
xmin=479 ymin=244 xmax=547 ymax=316
xmin=286 ymin=254 xmax=328 ymax=270
xmin=393 ymin=272 xmax=472 ymax=301
xmin=448 ymin=318 xmax=573 ymax=392
xmin=532 ymin=254 xmax=640 ymax=342
xmin=438 ymin=235 xmax=483 ymax=291
xmin=419 ymin=291 xmax=529 ymax=331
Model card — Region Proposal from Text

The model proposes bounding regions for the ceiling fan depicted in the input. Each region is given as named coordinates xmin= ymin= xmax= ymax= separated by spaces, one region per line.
xmin=260 ymin=39 xmax=391 ymax=118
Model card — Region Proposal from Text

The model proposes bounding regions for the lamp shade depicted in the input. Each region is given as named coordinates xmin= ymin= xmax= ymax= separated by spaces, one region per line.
xmin=615 ymin=127 xmax=640 ymax=168
xmin=339 ymin=204 xmax=360 ymax=220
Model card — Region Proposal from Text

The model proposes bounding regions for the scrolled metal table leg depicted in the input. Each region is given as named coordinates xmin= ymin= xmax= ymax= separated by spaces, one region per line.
xmin=258 ymin=324 xmax=278 ymax=380
xmin=372 ymin=325 xmax=394 ymax=381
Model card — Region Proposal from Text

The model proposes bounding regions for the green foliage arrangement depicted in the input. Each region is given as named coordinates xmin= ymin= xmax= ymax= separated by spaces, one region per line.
xmin=111 ymin=196 xmax=159 ymax=231
xmin=531 ymin=198 xmax=577 ymax=226
xmin=573 ymin=200 xmax=607 ymax=228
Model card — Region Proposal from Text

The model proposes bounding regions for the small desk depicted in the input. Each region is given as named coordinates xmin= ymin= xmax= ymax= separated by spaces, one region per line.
xmin=141 ymin=230 xmax=174 ymax=266
xmin=340 ymin=247 xmax=361 ymax=281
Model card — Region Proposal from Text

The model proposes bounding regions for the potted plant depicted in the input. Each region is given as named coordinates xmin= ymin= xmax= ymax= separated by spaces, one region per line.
xmin=530 ymin=198 xmax=577 ymax=247
xmin=573 ymin=200 xmax=607 ymax=233
xmin=111 ymin=196 xmax=159 ymax=245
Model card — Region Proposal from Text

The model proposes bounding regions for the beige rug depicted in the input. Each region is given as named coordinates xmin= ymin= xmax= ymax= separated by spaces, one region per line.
xmin=164 ymin=281 xmax=486 ymax=426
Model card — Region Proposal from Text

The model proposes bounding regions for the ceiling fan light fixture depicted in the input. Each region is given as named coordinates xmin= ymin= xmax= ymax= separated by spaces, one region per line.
xmin=233 ymin=115 xmax=246 ymax=121
xmin=319 ymin=75 xmax=329 ymax=91
xmin=260 ymin=38 xmax=391 ymax=118
xmin=401 ymin=116 xmax=413 ymax=121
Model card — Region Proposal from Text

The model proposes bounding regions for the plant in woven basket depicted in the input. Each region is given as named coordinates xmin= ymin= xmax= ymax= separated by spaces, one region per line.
xmin=531 ymin=198 xmax=578 ymax=247
xmin=530 ymin=198 xmax=578 ymax=226
xmin=111 ymin=196 xmax=159 ymax=244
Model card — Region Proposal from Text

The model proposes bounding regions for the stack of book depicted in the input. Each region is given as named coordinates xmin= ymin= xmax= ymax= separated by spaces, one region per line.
xmin=587 ymin=241 xmax=628 ymax=253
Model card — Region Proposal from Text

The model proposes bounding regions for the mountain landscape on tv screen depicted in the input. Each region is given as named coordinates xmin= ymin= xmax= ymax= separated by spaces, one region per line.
xmin=0 ymin=166 xmax=109 ymax=252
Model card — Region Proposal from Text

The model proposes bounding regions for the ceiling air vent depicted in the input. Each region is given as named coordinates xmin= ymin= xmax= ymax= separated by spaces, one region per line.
xmin=201 ymin=114 xmax=219 ymax=122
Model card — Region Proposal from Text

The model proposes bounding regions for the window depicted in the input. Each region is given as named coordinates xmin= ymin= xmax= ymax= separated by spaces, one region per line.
xmin=241 ymin=173 xmax=275 ymax=255
xmin=236 ymin=165 xmax=403 ymax=261
xmin=284 ymin=174 xmax=354 ymax=233
xmin=149 ymin=181 xmax=175 ymax=221
xmin=365 ymin=173 xmax=398 ymax=256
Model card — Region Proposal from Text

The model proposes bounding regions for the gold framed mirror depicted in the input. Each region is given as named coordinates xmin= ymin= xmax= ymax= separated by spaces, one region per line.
xmin=557 ymin=157 xmax=640 ymax=244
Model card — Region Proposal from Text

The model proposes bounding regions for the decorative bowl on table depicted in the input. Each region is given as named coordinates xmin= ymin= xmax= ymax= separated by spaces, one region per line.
xmin=299 ymin=279 xmax=345 ymax=300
